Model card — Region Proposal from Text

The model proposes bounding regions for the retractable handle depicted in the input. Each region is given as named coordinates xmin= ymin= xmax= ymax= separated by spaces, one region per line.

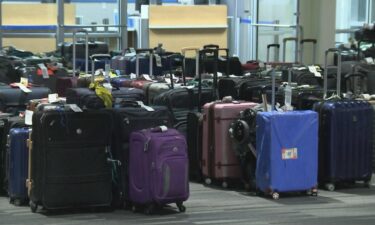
xmin=271 ymin=69 xmax=277 ymax=111
xmin=181 ymin=47 xmax=200 ymax=86
xmin=73 ymin=29 xmax=89 ymax=76
xmin=166 ymin=53 xmax=182 ymax=89
xmin=267 ymin=44 xmax=280 ymax=62
xmin=200 ymin=48 xmax=219 ymax=106
xmin=283 ymin=37 xmax=298 ymax=63
xmin=203 ymin=45 xmax=230 ymax=76
xmin=300 ymin=39 xmax=317 ymax=65
xmin=324 ymin=48 xmax=342 ymax=99
xmin=135 ymin=49 xmax=153 ymax=78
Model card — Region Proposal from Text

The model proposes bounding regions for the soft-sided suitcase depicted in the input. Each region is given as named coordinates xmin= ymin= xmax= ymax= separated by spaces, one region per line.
xmin=202 ymin=101 xmax=257 ymax=187
xmin=0 ymin=86 xmax=51 ymax=114
xmin=110 ymin=103 xmax=174 ymax=208
xmin=186 ymin=111 xmax=203 ymax=181
xmin=66 ymin=87 xmax=145 ymax=109
xmin=256 ymin=111 xmax=319 ymax=199
xmin=314 ymin=49 xmax=373 ymax=191
xmin=27 ymin=109 xmax=113 ymax=212
xmin=129 ymin=127 xmax=189 ymax=214
xmin=7 ymin=128 xmax=30 ymax=205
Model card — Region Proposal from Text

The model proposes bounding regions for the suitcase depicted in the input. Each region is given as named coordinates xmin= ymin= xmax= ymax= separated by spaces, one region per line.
xmin=66 ymin=87 xmax=145 ymax=109
xmin=129 ymin=127 xmax=189 ymax=214
xmin=7 ymin=127 xmax=30 ymax=205
xmin=27 ymin=109 xmax=114 ymax=212
xmin=202 ymin=101 xmax=257 ymax=187
xmin=111 ymin=48 xmax=135 ymax=75
xmin=0 ymin=115 xmax=25 ymax=196
xmin=186 ymin=112 xmax=203 ymax=181
xmin=110 ymin=103 xmax=174 ymax=207
xmin=255 ymin=68 xmax=319 ymax=199
xmin=314 ymin=49 xmax=373 ymax=191
xmin=60 ymin=40 xmax=108 ymax=64
xmin=56 ymin=76 xmax=78 ymax=97
xmin=256 ymin=110 xmax=319 ymax=199
xmin=0 ymin=86 xmax=51 ymax=114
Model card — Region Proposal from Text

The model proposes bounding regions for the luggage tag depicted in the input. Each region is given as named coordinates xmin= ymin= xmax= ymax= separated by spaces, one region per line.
xmin=308 ymin=66 xmax=322 ymax=77
xmin=17 ymin=78 xmax=32 ymax=93
xmin=142 ymin=74 xmax=153 ymax=81
xmin=154 ymin=54 xmax=162 ymax=67
xmin=130 ymin=73 xmax=137 ymax=79
xmin=103 ymin=83 xmax=113 ymax=93
xmin=136 ymin=101 xmax=155 ymax=112
xmin=25 ymin=110 xmax=33 ymax=125
xmin=365 ymin=57 xmax=374 ymax=64
xmin=38 ymin=63 xmax=49 ymax=79
xmin=115 ymin=70 xmax=121 ymax=76
xmin=48 ymin=93 xmax=59 ymax=103
xmin=284 ymin=85 xmax=293 ymax=111
xmin=69 ymin=104 xmax=83 ymax=113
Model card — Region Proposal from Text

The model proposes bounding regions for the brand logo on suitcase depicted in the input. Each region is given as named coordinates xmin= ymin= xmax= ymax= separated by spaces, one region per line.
xmin=282 ymin=148 xmax=298 ymax=160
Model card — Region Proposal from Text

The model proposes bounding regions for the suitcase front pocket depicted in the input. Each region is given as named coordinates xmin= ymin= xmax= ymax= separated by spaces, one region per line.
xmin=153 ymin=156 xmax=188 ymax=204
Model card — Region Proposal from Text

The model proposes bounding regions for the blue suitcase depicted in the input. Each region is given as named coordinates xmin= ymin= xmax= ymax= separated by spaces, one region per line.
xmin=256 ymin=111 xmax=319 ymax=199
xmin=314 ymin=49 xmax=373 ymax=191
xmin=7 ymin=127 xmax=30 ymax=205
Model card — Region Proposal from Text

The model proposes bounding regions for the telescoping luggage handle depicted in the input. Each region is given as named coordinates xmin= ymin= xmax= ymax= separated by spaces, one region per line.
xmin=300 ymin=39 xmax=317 ymax=65
xmin=166 ymin=53 xmax=183 ymax=89
xmin=283 ymin=37 xmax=298 ymax=63
xmin=181 ymin=47 xmax=200 ymax=86
xmin=324 ymin=48 xmax=342 ymax=99
xmin=90 ymin=54 xmax=112 ymax=79
xmin=203 ymin=45 xmax=230 ymax=77
xmin=200 ymin=48 xmax=219 ymax=108
xmin=73 ymin=29 xmax=89 ymax=76
xmin=267 ymin=44 xmax=280 ymax=62
xmin=135 ymin=49 xmax=153 ymax=78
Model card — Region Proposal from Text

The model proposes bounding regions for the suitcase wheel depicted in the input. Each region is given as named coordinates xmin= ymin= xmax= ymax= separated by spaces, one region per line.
xmin=204 ymin=178 xmax=212 ymax=185
xmin=271 ymin=192 xmax=280 ymax=200
xmin=176 ymin=202 xmax=186 ymax=213
xmin=306 ymin=188 xmax=318 ymax=197
xmin=144 ymin=204 xmax=155 ymax=215
xmin=13 ymin=198 xmax=23 ymax=206
xmin=221 ymin=181 xmax=229 ymax=189
xmin=325 ymin=183 xmax=335 ymax=192
xmin=30 ymin=201 xmax=38 ymax=213
xmin=364 ymin=180 xmax=371 ymax=188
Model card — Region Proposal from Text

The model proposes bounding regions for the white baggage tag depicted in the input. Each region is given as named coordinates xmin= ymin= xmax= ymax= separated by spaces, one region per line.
xmin=105 ymin=63 xmax=111 ymax=77
xmin=25 ymin=110 xmax=33 ymax=125
xmin=154 ymin=54 xmax=162 ymax=67
xmin=165 ymin=78 xmax=171 ymax=84
xmin=38 ymin=63 xmax=49 ymax=79
xmin=142 ymin=74 xmax=153 ymax=81
xmin=266 ymin=64 xmax=273 ymax=71
xmin=365 ymin=57 xmax=374 ymax=64
xmin=130 ymin=73 xmax=137 ymax=79
xmin=136 ymin=101 xmax=155 ymax=112
xmin=259 ymin=62 xmax=265 ymax=68
xmin=48 ymin=93 xmax=59 ymax=103
xmin=20 ymin=77 xmax=28 ymax=87
xmin=308 ymin=66 xmax=322 ymax=77
xmin=159 ymin=126 xmax=168 ymax=132
xmin=17 ymin=83 xmax=32 ymax=93
xmin=115 ymin=70 xmax=121 ymax=76
xmin=186 ymin=85 xmax=195 ymax=89
xmin=284 ymin=85 xmax=292 ymax=109
xmin=69 ymin=104 xmax=83 ymax=113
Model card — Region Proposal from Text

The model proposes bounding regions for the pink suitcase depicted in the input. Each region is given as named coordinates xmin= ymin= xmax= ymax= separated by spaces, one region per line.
xmin=202 ymin=101 xmax=257 ymax=187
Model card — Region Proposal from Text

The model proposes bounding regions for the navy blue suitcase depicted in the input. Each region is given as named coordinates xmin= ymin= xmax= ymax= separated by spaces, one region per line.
xmin=314 ymin=49 xmax=373 ymax=191
xmin=7 ymin=128 xmax=30 ymax=205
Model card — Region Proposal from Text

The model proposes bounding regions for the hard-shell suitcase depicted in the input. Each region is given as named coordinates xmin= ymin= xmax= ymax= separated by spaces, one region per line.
xmin=66 ymin=87 xmax=145 ymax=109
xmin=0 ymin=86 xmax=51 ymax=114
xmin=0 ymin=116 xmax=25 ymax=194
xmin=129 ymin=127 xmax=189 ymax=214
xmin=314 ymin=49 xmax=373 ymax=191
xmin=256 ymin=110 xmax=319 ymax=199
xmin=7 ymin=128 xmax=30 ymax=205
xmin=202 ymin=101 xmax=257 ymax=186
xmin=27 ymin=109 xmax=114 ymax=212
xmin=110 ymin=103 xmax=174 ymax=208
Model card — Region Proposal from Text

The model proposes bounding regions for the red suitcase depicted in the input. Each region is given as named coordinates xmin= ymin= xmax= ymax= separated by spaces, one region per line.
xmin=201 ymin=100 xmax=257 ymax=187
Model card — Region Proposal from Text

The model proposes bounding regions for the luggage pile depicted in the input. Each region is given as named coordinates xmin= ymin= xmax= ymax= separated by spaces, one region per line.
xmin=0 ymin=32 xmax=374 ymax=218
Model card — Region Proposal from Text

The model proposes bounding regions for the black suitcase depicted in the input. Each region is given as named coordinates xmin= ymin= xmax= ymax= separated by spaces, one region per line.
xmin=0 ymin=86 xmax=51 ymax=114
xmin=238 ymin=78 xmax=276 ymax=103
xmin=59 ymin=41 xmax=109 ymax=62
xmin=110 ymin=102 xmax=174 ymax=207
xmin=28 ymin=109 xmax=114 ymax=212
xmin=0 ymin=115 xmax=26 ymax=196
xmin=66 ymin=87 xmax=145 ymax=109
xmin=186 ymin=112 xmax=203 ymax=181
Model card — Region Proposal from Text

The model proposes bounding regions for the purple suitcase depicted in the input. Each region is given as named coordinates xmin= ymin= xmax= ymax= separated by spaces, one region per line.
xmin=129 ymin=127 xmax=189 ymax=214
